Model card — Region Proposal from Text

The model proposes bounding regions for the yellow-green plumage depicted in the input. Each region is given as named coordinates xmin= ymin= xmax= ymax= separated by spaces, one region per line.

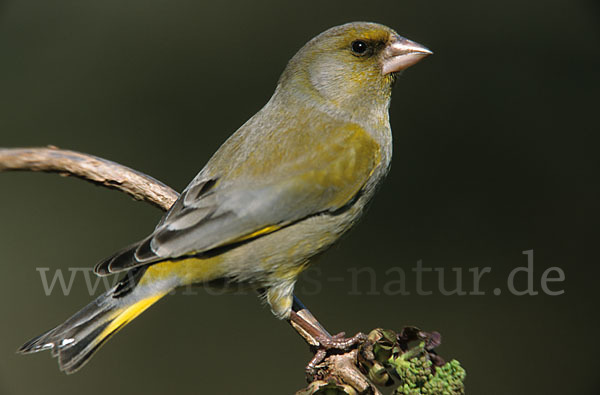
xmin=18 ymin=21 xmax=431 ymax=373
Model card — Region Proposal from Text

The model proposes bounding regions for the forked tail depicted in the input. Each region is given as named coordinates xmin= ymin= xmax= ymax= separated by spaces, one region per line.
xmin=18 ymin=269 xmax=171 ymax=373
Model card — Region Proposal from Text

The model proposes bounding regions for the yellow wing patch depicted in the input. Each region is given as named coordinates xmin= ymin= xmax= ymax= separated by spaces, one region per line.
xmin=231 ymin=225 xmax=282 ymax=244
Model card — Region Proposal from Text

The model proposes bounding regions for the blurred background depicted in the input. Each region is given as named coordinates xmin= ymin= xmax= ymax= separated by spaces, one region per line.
xmin=0 ymin=0 xmax=598 ymax=394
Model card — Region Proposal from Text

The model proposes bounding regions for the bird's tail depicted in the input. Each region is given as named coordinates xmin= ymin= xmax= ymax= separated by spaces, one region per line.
xmin=18 ymin=268 xmax=172 ymax=374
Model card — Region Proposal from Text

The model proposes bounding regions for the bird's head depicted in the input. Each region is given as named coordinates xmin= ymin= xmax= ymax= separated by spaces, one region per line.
xmin=277 ymin=22 xmax=432 ymax=123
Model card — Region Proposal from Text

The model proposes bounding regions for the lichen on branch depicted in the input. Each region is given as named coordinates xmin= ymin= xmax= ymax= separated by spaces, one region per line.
xmin=298 ymin=327 xmax=465 ymax=395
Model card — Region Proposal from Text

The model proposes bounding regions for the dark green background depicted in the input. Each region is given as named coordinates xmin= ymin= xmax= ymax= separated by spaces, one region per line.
xmin=1 ymin=1 xmax=598 ymax=394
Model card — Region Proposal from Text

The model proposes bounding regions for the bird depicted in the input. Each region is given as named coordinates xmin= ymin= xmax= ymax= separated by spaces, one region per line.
xmin=18 ymin=21 xmax=431 ymax=373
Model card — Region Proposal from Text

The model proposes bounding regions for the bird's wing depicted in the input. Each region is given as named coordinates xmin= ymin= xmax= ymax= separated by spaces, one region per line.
xmin=95 ymin=123 xmax=381 ymax=275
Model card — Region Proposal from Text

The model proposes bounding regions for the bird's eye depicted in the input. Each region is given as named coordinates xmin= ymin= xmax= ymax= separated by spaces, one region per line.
xmin=351 ymin=40 xmax=368 ymax=55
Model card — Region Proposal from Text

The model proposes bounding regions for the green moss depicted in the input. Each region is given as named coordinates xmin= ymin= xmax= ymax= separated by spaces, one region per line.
xmin=388 ymin=347 xmax=465 ymax=395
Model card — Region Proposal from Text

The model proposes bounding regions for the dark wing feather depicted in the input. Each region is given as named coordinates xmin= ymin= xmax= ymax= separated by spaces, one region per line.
xmin=94 ymin=178 xmax=219 ymax=274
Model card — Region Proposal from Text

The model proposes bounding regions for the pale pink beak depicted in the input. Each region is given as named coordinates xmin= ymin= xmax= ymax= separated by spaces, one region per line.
xmin=382 ymin=35 xmax=432 ymax=74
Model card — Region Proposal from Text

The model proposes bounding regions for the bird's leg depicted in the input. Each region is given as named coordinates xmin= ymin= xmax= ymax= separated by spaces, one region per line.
xmin=288 ymin=295 xmax=367 ymax=380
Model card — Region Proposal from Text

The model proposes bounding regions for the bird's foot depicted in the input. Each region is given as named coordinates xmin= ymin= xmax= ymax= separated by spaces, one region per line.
xmin=288 ymin=297 xmax=368 ymax=381
xmin=305 ymin=331 xmax=367 ymax=381
xmin=316 ymin=331 xmax=367 ymax=350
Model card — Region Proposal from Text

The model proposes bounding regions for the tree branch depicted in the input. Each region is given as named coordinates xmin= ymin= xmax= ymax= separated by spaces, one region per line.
xmin=0 ymin=146 xmax=178 ymax=210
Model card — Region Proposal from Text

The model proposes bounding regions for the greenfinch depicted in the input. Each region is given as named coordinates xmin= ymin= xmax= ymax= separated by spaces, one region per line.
xmin=18 ymin=21 xmax=431 ymax=373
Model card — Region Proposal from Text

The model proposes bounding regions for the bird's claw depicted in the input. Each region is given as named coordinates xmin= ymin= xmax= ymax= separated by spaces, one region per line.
xmin=305 ymin=349 xmax=327 ymax=381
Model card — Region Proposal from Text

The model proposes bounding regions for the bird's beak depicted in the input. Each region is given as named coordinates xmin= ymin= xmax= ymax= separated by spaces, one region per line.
xmin=382 ymin=35 xmax=432 ymax=75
